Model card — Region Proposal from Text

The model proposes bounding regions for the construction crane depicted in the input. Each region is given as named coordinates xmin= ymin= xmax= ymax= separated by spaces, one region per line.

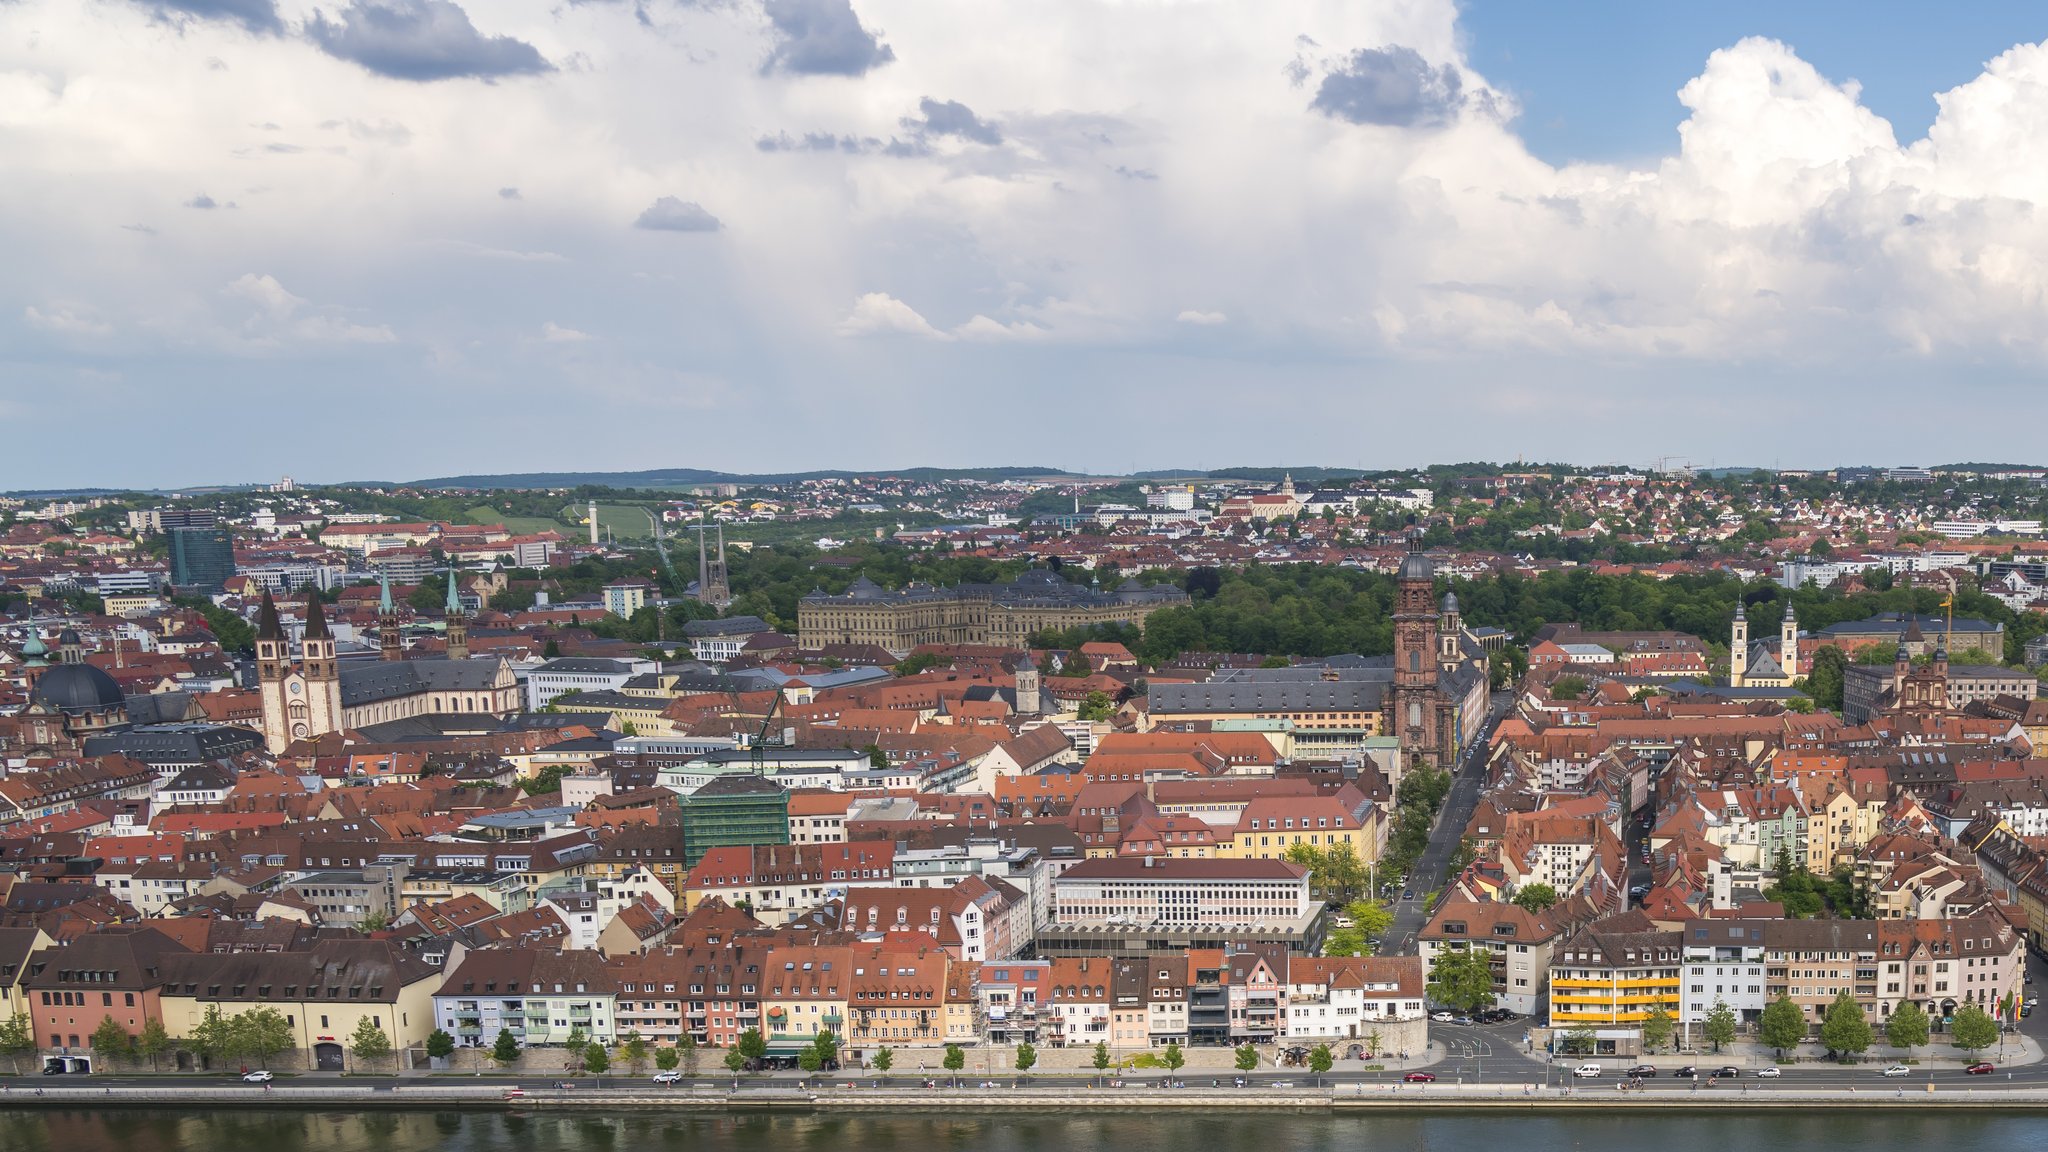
xmin=716 ymin=670 xmax=786 ymax=774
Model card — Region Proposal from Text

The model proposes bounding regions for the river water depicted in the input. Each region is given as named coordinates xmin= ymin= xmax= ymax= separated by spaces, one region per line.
xmin=1 ymin=1109 xmax=2046 ymax=1152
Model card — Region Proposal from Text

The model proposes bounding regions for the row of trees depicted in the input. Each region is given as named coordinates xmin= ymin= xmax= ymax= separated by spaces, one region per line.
xmin=0 ymin=1010 xmax=398 ymax=1074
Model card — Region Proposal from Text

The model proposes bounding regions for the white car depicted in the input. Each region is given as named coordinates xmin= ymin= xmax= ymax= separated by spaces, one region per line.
xmin=652 ymin=1071 xmax=682 ymax=1084
xmin=1430 ymin=1011 xmax=1455 ymax=1023
xmin=243 ymin=1070 xmax=274 ymax=1083
xmin=1756 ymin=1067 xmax=1781 ymax=1078
xmin=1573 ymin=1064 xmax=1603 ymax=1078
xmin=1881 ymin=1065 xmax=1911 ymax=1078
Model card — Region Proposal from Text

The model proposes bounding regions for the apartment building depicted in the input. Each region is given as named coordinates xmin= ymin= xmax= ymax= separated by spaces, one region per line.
xmin=1418 ymin=901 xmax=1565 ymax=1017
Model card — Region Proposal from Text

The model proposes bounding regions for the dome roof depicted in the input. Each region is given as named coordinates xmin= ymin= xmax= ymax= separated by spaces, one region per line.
xmin=1398 ymin=550 xmax=1435 ymax=582
xmin=32 ymin=662 xmax=126 ymax=714
xmin=1441 ymin=591 xmax=1460 ymax=613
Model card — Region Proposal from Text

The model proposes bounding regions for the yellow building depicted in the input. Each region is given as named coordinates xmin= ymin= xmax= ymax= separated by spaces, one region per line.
xmin=1212 ymin=793 xmax=1381 ymax=865
xmin=798 ymin=571 xmax=1186 ymax=655
xmin=156 ymin=940 xmax=442 ymax=1069
xmin=761 ymin=943 xmax=853 ymax=1060
xmin=0 ymin=927 xmax=52 ymax=1029
xmin=1547 ymin=921 xmax=1682 ymax=1037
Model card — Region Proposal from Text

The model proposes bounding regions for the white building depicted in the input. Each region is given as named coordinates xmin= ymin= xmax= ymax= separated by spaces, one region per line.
xmin=1050 ymin=858 xmax=1311 ymax=928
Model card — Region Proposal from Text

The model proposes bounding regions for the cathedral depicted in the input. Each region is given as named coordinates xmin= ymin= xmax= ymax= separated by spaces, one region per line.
xmin=1385 ymin=534 xmax=1485 ymax=770
xmin=256 ymin=580 xmax=520 ymax=753
xmin=1728 ymin=601 xmax=1802 ymax=689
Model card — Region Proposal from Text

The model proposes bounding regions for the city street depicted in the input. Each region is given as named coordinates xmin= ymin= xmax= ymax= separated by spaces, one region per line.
xmin=1383 ymin=691 xmax=1512 ymax=954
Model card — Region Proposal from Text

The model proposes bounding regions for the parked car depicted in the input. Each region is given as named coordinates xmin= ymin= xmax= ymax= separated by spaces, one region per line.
xmin=1881 ymin=1065 xmax=1912 ymax=1078
xmin=1756 ymin=1067 xmax=1781 ymax=1078
xmin=1965 ymin=1063 xmax=1996 ymax=1075
xmin=1431 ymin=1011 xmax=1455 ymax=1023
xmin=1625 ymin=1065 xmax=1657 ymax=1078
xmin=1402 ymin=1072 xmax=1436 ymax=1083
xmin=1714 ymin=1066 xmax=1741 ymax=1078
xmin=1452 ymin=1016 xmax=1475 ymax=1026
xmin=1628 ymin=885 xmax=1649 ymax=897
xmin=652 ymin=1071 xmax=682 ymax=1084
xmin=1673 ymin=1065 xmax=1698 ymax=1079
xmin=1573 ymin=1064 xmax=1603 ymax=1078
xmin=1402 ymin=891 xmax=1416 ymax=901
xmin=243 ymin=1070 xmax=274 ymax=1083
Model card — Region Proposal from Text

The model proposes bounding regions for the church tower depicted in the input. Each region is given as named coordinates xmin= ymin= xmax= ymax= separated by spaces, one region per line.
xmin=1389 ymin=531 xmax=1442 ymax=769
xmin=1438 ymin=591 xmax=1464 ymax=669
xmin=1014 ymin=651 xmax=1041 ymax=716
xmin=1779 ymin=602 xmax=1799 ymax=680
xmin=379 ymin=573 xmax=404 ymax=662
xmin=1729 ymin=603 xmax=1749 ymax=688
xmin=444 ymin=567 xmax=469 ymax=662
xmin=301 ymin=593 xmax=344 ymax=740
xmin=256 ymin=591 xmax=291 ymax=753
xmin=696 ymin=513 xmax=732 ymax=608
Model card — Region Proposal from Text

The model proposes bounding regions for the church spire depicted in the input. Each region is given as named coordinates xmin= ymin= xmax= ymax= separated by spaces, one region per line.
xmin=378 ymin=572 xmax=403 ymax=662
xmin=303 ymin=593 xmax=331 ymax=642
xmin=444 ymin=566 xmax=469 ymax=662
xmin=256 ymin=590 xmax=282 ymax=642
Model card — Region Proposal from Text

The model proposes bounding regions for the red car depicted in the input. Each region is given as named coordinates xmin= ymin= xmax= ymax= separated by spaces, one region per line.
xmin=1402 ymin=1072 xmax=1436 ymax=1083
xmin=1965 ymin=1063 xmax=1996 ymax=1075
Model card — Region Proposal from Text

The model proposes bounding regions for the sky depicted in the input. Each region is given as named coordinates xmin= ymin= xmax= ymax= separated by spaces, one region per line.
xmin=4 ymin=0 xmax=2048 ymax=489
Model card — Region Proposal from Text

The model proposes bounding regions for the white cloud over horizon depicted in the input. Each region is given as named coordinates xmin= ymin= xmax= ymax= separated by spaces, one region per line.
xmin=5 ymin=0 xmax=2048 ymax=485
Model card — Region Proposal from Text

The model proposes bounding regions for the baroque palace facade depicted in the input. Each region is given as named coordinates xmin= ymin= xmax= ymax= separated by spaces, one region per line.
xmin=797 ymin=570 xmax=1187 ymax=655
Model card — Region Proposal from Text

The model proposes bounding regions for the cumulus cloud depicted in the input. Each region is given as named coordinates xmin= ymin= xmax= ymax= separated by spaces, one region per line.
xmin=1310 ymin=45 xmax=1464 ymax=128
xmin=955 ymin=314 xmax=1046 ymax=341
xmin=903 ymin=98 xmax=1001 ymax=145
xmin=185 ymin=194 xmax=220 ymax=209
xmin=498 ymin=186 xmax=521 ymax=199
xmin=835 ymin=292 xmax=948 ymax=339
xmin=761 ymin=0 xmax=894 ymax=77
xmin=25 ymin=304 xmax=112 ymax=336
xmin=306 ymin=0 xmax=552 ymax=82
xmin=134 ymin=0 xmax=282 ymax=35
xmin=541 ymin=321 xmax=592 ymax=341
xmin=221 ymin=273 xmax=394 ymax=342
xmin=633 ymin=196 xmax=722 ymax=232
xmin=1176 ymin=310 xmax=1227 ymax=325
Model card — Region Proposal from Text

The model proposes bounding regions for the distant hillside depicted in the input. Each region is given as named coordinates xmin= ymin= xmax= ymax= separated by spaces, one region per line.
xmin=399 ymin=466 xmax=1081 ymax=490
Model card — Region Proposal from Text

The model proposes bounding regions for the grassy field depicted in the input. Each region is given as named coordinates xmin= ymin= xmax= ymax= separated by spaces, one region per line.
xmin=555 ymin=502 xmax=660 ymax=541
xmin=464 ymin=506 xmax=569 ymax=534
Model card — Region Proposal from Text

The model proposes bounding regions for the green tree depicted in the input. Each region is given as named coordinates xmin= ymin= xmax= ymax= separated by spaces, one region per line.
xmin=90 ymin=1017 xmax=133 ymax=1066
xmin=425 ymin=1028 xmax=457 ymax=1062
xmin=1950 ymin=1005 xmax=1999 ymax=1054
xmin=1235 ymin=1044 xmax=1260 ymax=1072
xmin=233 ymin=1008 xmax=296 ymax=1067
xmin=1703 ymin=999 xmax=1738 ymax=1053
xmin=1819 ymin=990 xmax=1873 ymax=1061
xmin=1511 ymin=883 xmax=1559 ymax=912
xmin=942 ymin=1043 xmax=966 ymax=1082
xmin=723 ymin=1048 xmax=745 ymax=1074
xmin=492 ymin=1028 xmax=521 ymax=1067
xmin=737 ymin=1028 xmax=767 ymax=1067
xmin=0 ymin=1013 xmax=35 ymax=1074
xmin=655 ymin=1047 xmax=680 ymax=1072
xmin=1015 ymin=1042 xmax=1037 ymax=1074
xmin=1759 ymin=995 xmax=1807 ymax=1057
xmin=861 ymin=743 xmax=890 ymax=769
xmin=620 ymin=1030 xmax=649 ymax=1074
xmin=346 ymin=1017 xmax=393 ymax=1073
xmin=1162 ymin=1042 xmax=1185 ymax=1071
xmin=1307 ymin=1043 xmax=1333 ymax=1085
xmin=1803 ymin=645 xmax=1848 ymax=711
xmin=680 ymin=1031 xmax=699 ymax=1077
xmin=1886 ymin=1001 xmax=1929 ymax=1051
xmin=873 ymin=1046 xmax=893 ymax=1076
xmin=137 ymin=1017 xmax=172 ymax=1072
xmin=584 ymin=1044 xmax=610 ymax=1075
xmin=1077 ymin=691 xmax=1117 ymax=722
xmin=1640 ymin=1005 xmax=1674 ymax=1054
xmin=1561 ymin=1024 xmax=1597 ymax=1055
xmin=811 ymin=1028 xmax=839 ymax=1068
xmin=1550 ymin=675 xmax=1588 ymax=701
xmin=562 ymin=1024 xmax=588 ymax=1071
xmin=1092 ymin=1041 xmax=1112 ymax=1082
xmin=797 ymin=1047 xmax=822 ymax=1073
xmin=1426 ymin=947 xmax=1497 ymax=1014
xmin=188 ymin=1004 xmax=232 ymax=1068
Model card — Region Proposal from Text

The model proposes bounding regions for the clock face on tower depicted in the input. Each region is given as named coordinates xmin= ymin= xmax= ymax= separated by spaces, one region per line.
xmin=289 ymin=681 xmax=302 ymax=696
